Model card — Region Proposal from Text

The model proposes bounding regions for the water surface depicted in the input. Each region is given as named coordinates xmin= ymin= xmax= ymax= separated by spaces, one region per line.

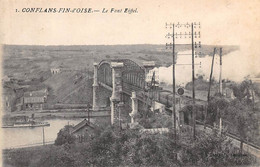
xmin=2 ymin=118 xmax=84 ymax=149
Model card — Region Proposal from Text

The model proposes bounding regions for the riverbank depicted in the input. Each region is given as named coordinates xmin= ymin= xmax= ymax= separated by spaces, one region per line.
xmin=2 ymin=113 xmax=111 ymax=150
xmin=3 ymin=109 xmax=111 ymax=120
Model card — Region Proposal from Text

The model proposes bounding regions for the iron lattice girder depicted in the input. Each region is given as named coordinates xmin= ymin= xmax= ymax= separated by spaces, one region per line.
xmin=97 ymin=63 xmax=112 ymax=87
xmin=97 ymin=59 xmax=146 ymax=90
xmin=98 ymin=59 xmax=145 ymax=73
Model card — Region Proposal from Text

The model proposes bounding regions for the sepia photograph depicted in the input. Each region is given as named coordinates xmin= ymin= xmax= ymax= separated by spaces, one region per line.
xmin=0 ymin=0 xmax=260 ymax=166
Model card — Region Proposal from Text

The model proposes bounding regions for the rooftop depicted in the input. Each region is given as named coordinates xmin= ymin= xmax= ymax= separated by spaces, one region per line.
xmin=24 ymin=90 xmax=47 ymax=97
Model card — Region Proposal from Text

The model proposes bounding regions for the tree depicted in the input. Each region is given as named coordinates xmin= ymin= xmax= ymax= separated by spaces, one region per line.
xmin=126 ymin=132 xmax=179 ymax=166
xmin=137 ymin=109 xmax=173 ymax=128
xmin=225 ymin=100 xmax=258 ymax=142
xmin=85 ymin=125 xmax=180 ymax=166
xmin=207 ymin=97 xmax=229 ymax=125
xmin=55 ymin=125 xmax=75 ymax=146
xmin=181 ymin=130 xmax=254 ymax=166
xmin=84 ymin=127 xmax=121 ymax=166
xmin=232 ymin=79 xmax=253 ymax=104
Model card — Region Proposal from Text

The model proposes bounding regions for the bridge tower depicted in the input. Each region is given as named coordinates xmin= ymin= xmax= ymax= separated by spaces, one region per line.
xmin=93 ymin=59 xmax=147 ymax=126
xmin=143 ymin=61 xmax=156 ymax=89
xmin=92 ymin=62 xmax=99 ymax=111
xmin=110 ymin=62 xmax=124 ymax=125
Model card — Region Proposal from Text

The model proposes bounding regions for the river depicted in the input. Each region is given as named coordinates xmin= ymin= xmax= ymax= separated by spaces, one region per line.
xmin=2 ymin=118 xmax=85 ymax=149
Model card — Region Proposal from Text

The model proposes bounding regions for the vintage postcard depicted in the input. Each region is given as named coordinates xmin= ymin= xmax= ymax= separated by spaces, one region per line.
xmin=0 ymin=0 xmax=260 ymax=166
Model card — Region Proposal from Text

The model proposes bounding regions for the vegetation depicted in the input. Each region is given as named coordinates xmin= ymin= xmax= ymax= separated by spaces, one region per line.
xmin=232 ymin=79 xmax=255 ymax=103
xmin=206 ymin=79 xmax=260 ymax=145
xmin=181 ymin=78 xmax=260 ymax=146
xmin=137 ymin=109 xmax=172 ymax=128
xmin=180 ymin=104 xmax=205 ymax=124
xmin=182 ymin=130 xmax=255 ymax=166
xmin=4 ymin=121 xmax=256 ymax=167
xmin=185 ymin=75 xmax=218 ymax=91
xmin=55 ymin=125 xmax=76 ymax=146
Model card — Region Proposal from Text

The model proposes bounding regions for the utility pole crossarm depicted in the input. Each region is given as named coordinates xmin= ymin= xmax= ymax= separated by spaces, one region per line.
xmin=165 ymin=21 xmax=201 ymax=141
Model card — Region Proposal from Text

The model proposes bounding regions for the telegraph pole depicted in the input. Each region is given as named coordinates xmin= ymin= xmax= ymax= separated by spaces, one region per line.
xmin=172 ymin=24 xmax=177 ymax=143
xmin=191 ymin=23 xmax=196 ymax=139
xmin=165 ymin=22 xmax=201 ymax=141
xmin=208 ymin=48 xmax=216 ymax=103
xmin=42 ymin=127 xmax=45 ymax=145
xmin=219 ymin=48 xmax=223 ymax=95
xmin=219 ymin=48 xmax=223 ymax=134
xmin=205 ymin=48 xmax=216 ymax=130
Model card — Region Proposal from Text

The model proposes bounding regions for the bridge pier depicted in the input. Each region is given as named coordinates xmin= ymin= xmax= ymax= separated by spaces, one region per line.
xmin=110 ymin=98 xmax=116 ymax=125
xmin=92 ymin=62 xmax=99 ymax=111
xmin=143 ymin=61 xmax=155 ymax=89
xmin=110 ymin=62 xmax=124 ymax=125
xmin=94 ymin=59 xmax=148 ymax=125
xmin=129 ymin=92 xmax=138 ymax=123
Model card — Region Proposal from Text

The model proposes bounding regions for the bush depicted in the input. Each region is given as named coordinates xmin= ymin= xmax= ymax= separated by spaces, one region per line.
xmin=137 ymin=110 xmax=172 ymax=128
xmin=55 ymin=125 xmax=76 ymax=146
xmin=181 ymin=130 xmax=255 ymax=166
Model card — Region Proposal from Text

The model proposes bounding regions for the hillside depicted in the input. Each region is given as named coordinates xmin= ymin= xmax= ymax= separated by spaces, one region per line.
xmin=44 ymin=71 xmax=92 ymax=106
xmin=61 ymin=79 xmax=93 ymax=104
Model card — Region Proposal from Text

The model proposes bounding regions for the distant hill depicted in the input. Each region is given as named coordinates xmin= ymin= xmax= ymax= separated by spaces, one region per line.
xmin=3 ymin=44 xmax=239 ymax=79
xmin=3 ymin=44 xmax=239 ymax=108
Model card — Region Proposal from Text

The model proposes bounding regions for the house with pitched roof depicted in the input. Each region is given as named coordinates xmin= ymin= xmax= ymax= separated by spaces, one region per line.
xmin=23 ymin=88 xmax=48 ymax=110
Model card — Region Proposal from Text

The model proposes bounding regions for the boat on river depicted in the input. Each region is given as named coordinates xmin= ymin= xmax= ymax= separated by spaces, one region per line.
xmin=2 ymin=115 xmax=50 ymax=128
xmin=2 ymin=121 xmax=50 ymax=128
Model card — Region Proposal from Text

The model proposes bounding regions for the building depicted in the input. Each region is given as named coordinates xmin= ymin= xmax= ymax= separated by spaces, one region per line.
xmin=3 ymin=82 xmax=27 ymax=112
xmin=3 ymin=86 xmax=16 ymax=112
xmin=50 ymin=68 xmax=61 ymax=74
xmin=71 ymin=119 xmax=98 ymax=142
xmin=223 ymin=87 xmax=235 ymax=99
xmin=23 ymin=89 xmax=48 ymax=110
xmin=140 ymin=128 xmax=169 ymax=134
